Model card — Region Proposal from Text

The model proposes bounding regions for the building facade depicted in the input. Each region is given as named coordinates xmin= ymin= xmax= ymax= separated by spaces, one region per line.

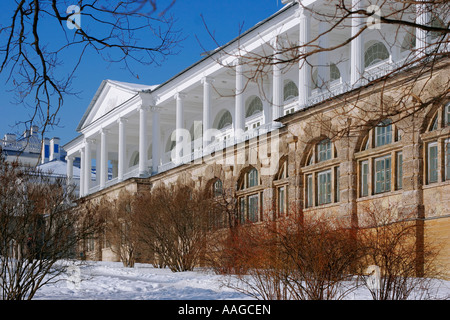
xmin=64 ymin=1 xmax=450 ymax=277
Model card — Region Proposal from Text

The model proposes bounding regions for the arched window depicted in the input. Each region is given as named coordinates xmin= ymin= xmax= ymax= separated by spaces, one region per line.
xmin=274 ymin=158 xmax=289 ymax=217
xmin=364 ymin=41 xmax=390 ymax=68
xmin=245 ymin=96 xmax=263 ymax=118
xmin=248 ymin=168 xmax=259 ymax=188
xmin=429 ymin=114 xmax=438 ymax=131
xmin=213 ymin=179 xmax=223 ymax=197
xmin=357 ymin=119 xmax=403 ymax=197
xmin=423 ymin=104 xmax=450 ymax=185
xmin=318 ymin=138 xmax=332 ymax=162
xmin=237 ymin=167 xmax=262 ymax=224
xmin=283 ymin=80 xmax=298 ymax=101
xmin=401 ymin=30 xmax=415 ymax=52
xmin=305 ymin=138 xmax=335 ymax=165
xmin=303 ymin=139 xmax=340 ymax=208
xmin=217 ymin=110 xmax=233 ymax=130
xmin=375 ymin=119 xmax=393 ymax=147
xmin=330 ymin=64 xmax=341 ymax=82
xmin=312 ymin=64 xmax=341 ymax=89
xmin=430 ymin=16 xmax=445 ymax=40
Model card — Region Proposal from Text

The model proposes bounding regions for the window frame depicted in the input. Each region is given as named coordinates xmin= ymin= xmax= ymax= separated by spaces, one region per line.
xmin=374 ymin=155 xmax=392 ymax=194
xmin=317 ymin=169 xmax=332 ymax=205
xmin=396 ymin=152 xmax=403 ymax=190
xmin=427 ymin=142 xmax=438 ymax=184
xmin=237 ymin=167 xmax=263 ymax=224
xmin=375 ymin=119 xmax=393 ymax=147
xmin=445 ymin=139 xmax=450 ymax=181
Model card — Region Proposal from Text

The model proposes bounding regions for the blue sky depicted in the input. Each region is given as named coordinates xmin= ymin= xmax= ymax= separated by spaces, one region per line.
xmin=0 ymin=0 xmax=284 ymax=145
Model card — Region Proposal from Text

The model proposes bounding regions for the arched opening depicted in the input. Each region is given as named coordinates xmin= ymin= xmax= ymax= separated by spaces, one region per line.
xmin=364 ymin=41 xmax=390 ymax=68
xmin=245 ymin=96 xmax=263 ymax=118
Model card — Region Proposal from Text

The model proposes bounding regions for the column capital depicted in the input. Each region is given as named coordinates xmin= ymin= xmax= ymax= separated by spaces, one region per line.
xmin=138 ymin=92 xmax=156 ymax=108
xmin=174 ymin=92 xmax=187 ymax=100
xmin=138 ymin=104 xmax=151 ymax=111
xmin=84 ymin=137 xmax=96 ymax=145
xmin=117 ymin=117 xmax=128 ymax=124
xmin=201 ymin=76 xmax=214 ymax=85
xmin=233 ymin=57 xmax=244 ymax=68
xmin=295 ymin=6 xmax=311 ymax=19
xmin=150 ymin=105 xmax=163 ymax=113
xmin=100 ymin=127 xmax=110 ymax=135
xmin=65 ymin=155 xmax=74 ymax=161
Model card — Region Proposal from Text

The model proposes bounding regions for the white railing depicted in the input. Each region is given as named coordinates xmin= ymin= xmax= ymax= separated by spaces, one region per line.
xmin=308 ymin=80 xmax=349 ymax=106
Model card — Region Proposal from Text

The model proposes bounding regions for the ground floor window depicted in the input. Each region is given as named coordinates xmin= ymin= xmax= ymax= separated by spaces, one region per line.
xmin=239 ymin=192 xmax=263 ymax=223
xmin=397 ymin=152 xmax=403 ymax=190
xmin=375 ymin=155 xmax=391 ymax=194
xmin=446 ymin=139 xmax=450 ymax=181
xmin=428 ymin=142 xmax=438 ymax=184
xmin=318 ymin=170 xmax=332 ymax=205
xmin=277 ymin=185 xmax=287 ymax=215
xmin=361 ymin=160 xmax=369 ymax=197
xmin=304 ymin=166 xmax=340 ymax=208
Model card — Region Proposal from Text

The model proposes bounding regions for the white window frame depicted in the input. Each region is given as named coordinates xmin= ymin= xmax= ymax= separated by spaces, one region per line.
xmin=360 ymin=160 xmax=369 ymax=197
xmin=428 ymin=142 xmax=438 ymax=184
xmin=445 ymin=139 xmax=450 ymax=181
xmin=375 ymin=120 xmax=392 ymax=147
xmin=306 ymin=174 xmax=313 ymax=208
xmin=374 ymin=155 xmax=391 ymax=194
xmin=318 ymin=169 xmax=332 ymax=205
xmin=397 ymin=152 xmax=403 ymax=190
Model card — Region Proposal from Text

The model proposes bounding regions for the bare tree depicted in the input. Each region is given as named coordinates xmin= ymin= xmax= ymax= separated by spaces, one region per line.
xmin=0 ymin=0 xmax=181 ymax=137
xmin=214 ymin=212 xmax=361 ymax=300
xmin=102 ymin=191 xmax=139 ymax=268
xmin=0 ymin=157 xmax=103 ymax=300
xmin=134 ymin=185 xmax=210 ymax=272
xmin=357 ymin=201 xmax=443 ymax=300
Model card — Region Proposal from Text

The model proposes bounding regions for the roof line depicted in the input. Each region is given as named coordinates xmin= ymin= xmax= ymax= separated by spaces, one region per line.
xmin=143 ymin=1 xmax=297 ymax=95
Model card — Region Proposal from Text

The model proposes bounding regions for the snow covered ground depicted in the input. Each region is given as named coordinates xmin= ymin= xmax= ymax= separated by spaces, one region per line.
xmin=32 ymin=261 xmax=450 ymax=301
xmin=34 ymin=261 xmax=248 ymax=300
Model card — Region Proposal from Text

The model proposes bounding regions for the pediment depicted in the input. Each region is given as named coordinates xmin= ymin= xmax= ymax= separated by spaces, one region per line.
xmin=77 ymin=80 xmax=158 ymax=131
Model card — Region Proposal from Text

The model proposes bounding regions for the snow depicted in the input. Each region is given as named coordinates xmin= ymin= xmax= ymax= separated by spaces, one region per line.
xmin=37 ymin=160 xmax=80 ymax=178
xmin=33 ymin=261 xmax=450 ymax=301
xmin=34 ymin=261 xmax=249 ymax=300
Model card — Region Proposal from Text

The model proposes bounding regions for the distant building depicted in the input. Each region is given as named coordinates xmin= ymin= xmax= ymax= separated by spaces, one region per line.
xmin=1 ymin=125 xmax=81 ymax=195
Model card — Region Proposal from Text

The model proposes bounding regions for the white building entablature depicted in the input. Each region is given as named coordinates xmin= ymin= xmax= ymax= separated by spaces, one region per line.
xmin=64 ymin=0 xmax=447 ymax=197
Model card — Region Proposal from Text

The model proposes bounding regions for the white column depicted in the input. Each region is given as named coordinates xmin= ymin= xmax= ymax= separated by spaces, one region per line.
xmin=415 ymin=1 xmax=430 ymax=57
xmin=202 ymin=77 xmax=213 ymax=149
xmin=235 ymin=60 xmax=245 ymax=136
xmin=66 ymin=155 xmax=74 ymax=187
xmin=139 ymin=105 xmax=149 ymax=176
xmin=151 ymin=107 xmax=161 ymax=174
xmin=317 ymin=20 xmax=330 ymax=89
xmin=100 ymin=129 xmax=108 ymax=188
xmin=351 ymin=0 xmax=364 ymax=87
xmin=117 ymin=117 xmax=127 ymax=182
xmin=80 ymin=148 xmax=85 ymax=197
xmin=272 ymin=37 xmax=283 ymax=120
xmin=84 ymin=139 xmax=92 ymax=194
xmin=298 ymin=7 xmax=311 ymax=107
xmin=175 ymin=92 xmax=186 ymax=162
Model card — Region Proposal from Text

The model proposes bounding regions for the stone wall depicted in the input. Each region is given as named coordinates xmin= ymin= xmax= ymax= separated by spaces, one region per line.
xmin=80 ymin=63 xmax=450 ymax=278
